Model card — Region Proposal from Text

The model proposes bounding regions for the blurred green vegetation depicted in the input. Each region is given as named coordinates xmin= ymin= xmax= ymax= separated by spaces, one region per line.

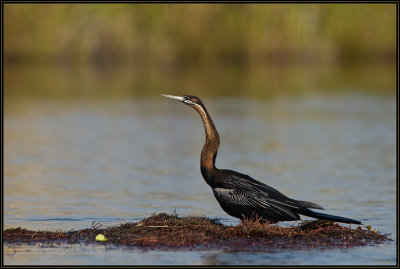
xmin=3 ymin=3 xmax=396 ymax=98
xmin=4 ymin=3 xmax=396 ymax=65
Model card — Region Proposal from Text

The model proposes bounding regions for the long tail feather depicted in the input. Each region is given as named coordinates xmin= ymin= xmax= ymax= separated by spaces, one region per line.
xmin=300 ymin=209 xmax=361 ymax=224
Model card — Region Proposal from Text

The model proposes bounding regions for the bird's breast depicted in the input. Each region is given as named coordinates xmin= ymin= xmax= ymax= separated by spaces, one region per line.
xmin=200 ymin=165 xmax=216 ymax=187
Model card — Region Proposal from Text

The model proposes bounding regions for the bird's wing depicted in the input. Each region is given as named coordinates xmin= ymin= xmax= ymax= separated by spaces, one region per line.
xmin=219 ymin=170 xmax=288 ymax=196
xmin=220 ymin=171 xmax=324 ymax=210
xmin=212 ymin=187 xmax=300 ymax=221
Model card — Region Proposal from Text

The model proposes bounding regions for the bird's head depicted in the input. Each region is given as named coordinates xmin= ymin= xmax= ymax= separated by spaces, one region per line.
xmin=161 ymin=94 xmax=204 ymax=110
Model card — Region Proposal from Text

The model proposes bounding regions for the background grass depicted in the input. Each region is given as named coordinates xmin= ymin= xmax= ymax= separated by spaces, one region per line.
xmin=3 ymin=3 xmax=396 ymax=98
xmin=4 ymin=3 xmax=396 ymax=65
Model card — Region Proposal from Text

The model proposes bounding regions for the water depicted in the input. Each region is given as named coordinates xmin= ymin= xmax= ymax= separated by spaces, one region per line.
xmin=4 ymin=94 xmax=396 ymax=265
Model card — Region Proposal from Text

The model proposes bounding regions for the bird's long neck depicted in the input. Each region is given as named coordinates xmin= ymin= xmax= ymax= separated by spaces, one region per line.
xmin=192 ymin=103 xmax=220 ymax=184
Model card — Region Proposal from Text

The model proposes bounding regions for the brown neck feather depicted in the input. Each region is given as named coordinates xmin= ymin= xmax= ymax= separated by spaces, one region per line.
xmin=192 ymin=103 xmax=220 ymax=173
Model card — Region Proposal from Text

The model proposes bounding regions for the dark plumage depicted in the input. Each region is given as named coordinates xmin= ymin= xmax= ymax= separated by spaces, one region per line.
xmin=162 ymin=94 xmax=361 ymax=225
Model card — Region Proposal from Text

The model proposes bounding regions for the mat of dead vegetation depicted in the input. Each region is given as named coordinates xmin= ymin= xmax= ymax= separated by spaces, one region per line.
xmin=3 ymin=213 xmax=390 ymax=250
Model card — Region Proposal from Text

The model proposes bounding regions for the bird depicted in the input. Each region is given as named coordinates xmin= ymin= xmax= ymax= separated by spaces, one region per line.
xmin=161 ymin=94 xmax=361 ymax=225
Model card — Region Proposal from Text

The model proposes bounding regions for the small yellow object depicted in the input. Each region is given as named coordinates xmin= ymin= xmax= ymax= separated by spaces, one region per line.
xmin=96 ymin=234 xmax=107 ymax=242
xmin=366 ymin=225 xmax=372 ymax=231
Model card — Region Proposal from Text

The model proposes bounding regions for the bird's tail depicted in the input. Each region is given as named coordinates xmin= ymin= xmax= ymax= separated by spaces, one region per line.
xmin=300 ymin=209 xmax=361 ymax=224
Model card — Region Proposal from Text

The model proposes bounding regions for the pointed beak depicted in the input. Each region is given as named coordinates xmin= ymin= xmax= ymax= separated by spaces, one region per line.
xmin=160 ymin=94 xmax=185 ymax=102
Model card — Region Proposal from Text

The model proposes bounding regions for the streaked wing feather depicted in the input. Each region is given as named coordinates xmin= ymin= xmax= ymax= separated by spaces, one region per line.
xmin=213 ymin=188 xmax=299 ymax=220
xmin=220 ymin=171 xmax=324 ymax=210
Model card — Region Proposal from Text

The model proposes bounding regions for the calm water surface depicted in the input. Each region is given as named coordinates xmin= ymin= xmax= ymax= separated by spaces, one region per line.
xmin=4 ymin=94 xmax=396 ymax=265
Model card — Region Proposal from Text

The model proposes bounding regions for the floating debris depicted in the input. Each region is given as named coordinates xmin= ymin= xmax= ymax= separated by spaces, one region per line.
xmin=3 ymin=213 xmax=390 ymax=250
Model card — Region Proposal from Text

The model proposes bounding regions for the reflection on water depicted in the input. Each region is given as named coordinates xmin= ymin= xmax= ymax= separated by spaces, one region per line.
xmin=3 ymin=241 xmax=396 ymax=265
xmin=4 ymin=92 xmax=395 ymax=265
xmin=4 ymin=63 xmax=396 ymax=99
